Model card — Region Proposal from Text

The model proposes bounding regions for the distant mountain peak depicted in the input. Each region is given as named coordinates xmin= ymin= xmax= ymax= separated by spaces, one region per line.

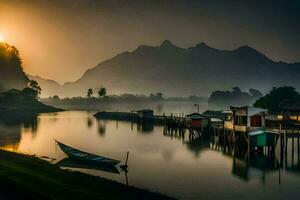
xmin=191 ymin=42 xmax=217 ymax=51
xmin=34 ymin=40 xmax=300 ymax=98
xmin=195 ymin=42 xmax=210 ymax=48
xmin=160 ymin=40 xmax=177 ymax=49
xmin=27 ymin=74 xmax=61 ymax=85
xmin=235 ymin=45 xmax=258 ymax=53
xmin=187 ymin=42 xmax=219 ymax=55
xmin=233 ymin=45 xmax=268 ymax=59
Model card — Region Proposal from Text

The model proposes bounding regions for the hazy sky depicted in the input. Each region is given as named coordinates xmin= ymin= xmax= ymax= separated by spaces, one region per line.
xmin=0 ymin=0 xmax=299 ymax=83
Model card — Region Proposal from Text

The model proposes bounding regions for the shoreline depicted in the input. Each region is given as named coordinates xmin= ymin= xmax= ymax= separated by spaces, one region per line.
xmin=0 ymin=149 xmax=175 ymax=200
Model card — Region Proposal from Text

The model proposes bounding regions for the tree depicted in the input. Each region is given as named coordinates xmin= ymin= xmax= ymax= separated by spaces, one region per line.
xmin=254 ymin=86 xmax=300 ymax=112
xmin=0 ymin=43 xmax=29 ymax=91
xmin=87 ymin=88 xmax=93 ymax=98
xmin=98 ymin=87 xmax=107 ymax=98
xmin=249 ymin=88 xmax=263 ymax=98
xmin=232 ymin=87 xmax=242 ymax=94
xmin=52 ymin=95 xmax=60 ymax=101
xmin=156 ymin=92 xmax=163 ymax=99
xmin=149 ymin=92 xmax=164 ymax=100
xmin=208 ymin=87 xmax=261 ymax=109
xmin=28 ymin=80 xmax=42 ymax=97
xmin=22 ymin=87 xmax=38 ymax=99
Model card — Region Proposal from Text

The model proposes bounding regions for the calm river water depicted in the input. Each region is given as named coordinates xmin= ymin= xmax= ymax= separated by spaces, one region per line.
xmin=0 ymin=105 xmax=300 ymax=199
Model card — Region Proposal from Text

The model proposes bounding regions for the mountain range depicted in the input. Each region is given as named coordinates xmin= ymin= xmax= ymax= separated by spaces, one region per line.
xmin=29 ymin=40 xmax=300 ymax=97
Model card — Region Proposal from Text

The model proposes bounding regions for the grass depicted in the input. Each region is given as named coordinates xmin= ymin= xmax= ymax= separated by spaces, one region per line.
xmin=0 ymin=150 xmax=175 ymax=200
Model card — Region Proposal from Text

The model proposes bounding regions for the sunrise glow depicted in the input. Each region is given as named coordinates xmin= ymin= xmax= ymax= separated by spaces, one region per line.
xmin=0 ymin=1 xmax=299 ymax=199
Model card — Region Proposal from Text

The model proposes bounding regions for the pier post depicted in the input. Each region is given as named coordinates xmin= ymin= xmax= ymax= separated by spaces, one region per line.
xmin=247 ymin=133 xmax=250 ymax=160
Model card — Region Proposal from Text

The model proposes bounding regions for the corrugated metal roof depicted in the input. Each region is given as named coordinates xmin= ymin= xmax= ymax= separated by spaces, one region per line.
xmin=248 ymin=129 xmax=279 ymax=136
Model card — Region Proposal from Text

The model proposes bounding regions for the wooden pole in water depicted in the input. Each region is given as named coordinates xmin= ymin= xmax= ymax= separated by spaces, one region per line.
xmin=125 ymin=171 xmax=129 ymax=186
xmin=285 ymin=125 xmax=288 ymax=152
xmin=247 ymin=133 xmax=250 ymax=160
xmin=233 ymin=109 xmax=236 ymax=143
xmin=121 ymin=152 xmax=130 ymax=171
xmin=125 ymin=152 xmax=129 ymax=166
xmin=298 ymin=129 xmax=300 ymax=166
xmin=292 ymin=133 xmax=295 ymax=166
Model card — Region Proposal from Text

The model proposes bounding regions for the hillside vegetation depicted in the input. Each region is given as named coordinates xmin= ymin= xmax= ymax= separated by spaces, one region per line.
xmin=0 ymin=43 xmax=29 ymax=92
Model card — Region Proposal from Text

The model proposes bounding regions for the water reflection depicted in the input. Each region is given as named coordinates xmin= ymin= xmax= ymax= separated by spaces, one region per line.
xmin=97 ymin=120 xmax=106 ymax=136
xmin=0 ymin=114 xmax=39 ymax=151
xmin=87 ymin=116 xmax=94 ymax=128
xmin=185 ymin=137 xmax=211 ymax=157
xmin=137 ymin=121 xmax=154 ymax=132
xmin=57 ymin=158 xmax=120 ymax=174
xmin=163 ymin=123 xmax=284 ymax=185
xmin=282 ymin=137 xmax=300 ymax=177
xmin=0 ymin=111 xmax=299 ymax=200
xmin=95 ymin=119 xmax=155 ymax=135
xmin=232 ymin=152 xmax=279 ymax=183
xmin=95 ymin=116 xmax=299 ymax=182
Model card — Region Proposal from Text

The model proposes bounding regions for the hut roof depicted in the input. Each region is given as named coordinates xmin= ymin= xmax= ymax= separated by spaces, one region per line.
xmin=186 ymin=113 xmax=207 ymax=119
xmin=229 ymin=106 xmax=266 ymax=116
xmin=136 ymin=109 xmax=153 ymax=112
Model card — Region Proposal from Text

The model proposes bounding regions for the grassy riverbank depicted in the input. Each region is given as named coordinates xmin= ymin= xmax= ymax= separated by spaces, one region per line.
xmin=0 ymin=150 xmax=175 ymax=200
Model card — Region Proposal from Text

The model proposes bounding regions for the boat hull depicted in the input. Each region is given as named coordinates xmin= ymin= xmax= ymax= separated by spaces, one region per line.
xmin=57 ymin=158 xmax=120 ymax=174
xmin=56 ymin=141 xmax=121 ymax=166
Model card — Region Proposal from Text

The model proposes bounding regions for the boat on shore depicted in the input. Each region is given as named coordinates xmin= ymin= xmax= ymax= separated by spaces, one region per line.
xmin=55 ymin=140 xmax=121 ymax=166
xmin=56 ymin=158 xmax=120 ymax=174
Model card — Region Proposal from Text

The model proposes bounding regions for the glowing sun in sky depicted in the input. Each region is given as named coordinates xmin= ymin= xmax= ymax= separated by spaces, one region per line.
xmin=0 ymin=35 xmax=4 ymax=42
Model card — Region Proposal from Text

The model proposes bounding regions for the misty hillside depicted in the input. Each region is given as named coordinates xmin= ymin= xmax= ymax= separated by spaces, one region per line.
xmin=33 ymin=40 xmax=300 ymax=97
xmin=0 ymin=43 xmax=29 ymax=92
xmin=27 ymin=74 xmax=62 ymax=98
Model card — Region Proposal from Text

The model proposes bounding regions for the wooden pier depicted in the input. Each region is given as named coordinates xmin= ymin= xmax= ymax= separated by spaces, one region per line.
xmin=94 ymin=107 xmax=300 ymax=160
xmin=93 ymin=106 xmax=300 ymax=182
xmin=94 ymin=110 xmax=209 ymax=138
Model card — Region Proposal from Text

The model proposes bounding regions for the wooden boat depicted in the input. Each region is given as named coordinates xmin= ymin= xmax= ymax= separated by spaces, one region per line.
xmin=248 ymin=129 xmax=279 ymax=147
xmin=56 ymin=158 xmax=120 ymax=174
xmin=55 ymin=140 xmax=121 ymax=166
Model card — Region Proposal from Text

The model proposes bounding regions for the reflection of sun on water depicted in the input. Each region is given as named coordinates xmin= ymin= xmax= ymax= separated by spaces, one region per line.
xmin=0 ymin=144 xmax=19 ymax=152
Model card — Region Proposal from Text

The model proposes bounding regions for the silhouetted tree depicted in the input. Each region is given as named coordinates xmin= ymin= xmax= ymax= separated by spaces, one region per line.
xmin=232 ymin=87 xmax=242 ymax=93
xmin=28 ymin=80 xmax=41 ymax=97
xmin=149 ymin=92 xmax=164 ymax=100
xmin=0 ymin=43 xmax=22 ymax=67
xmin=156 ymin=92 xmax=163 ymax=99
xmin=87 ymin=88 xmax=93 ymax=98
xmin=208 ymin=87 xmax=262 ymax=109
xmin=98 ymin=87 xmax=107 ymax=98
xmin=52 ymin=95 xmax=60 ymax=100
xmin=249 ymin=88 xmax=263 ymax=98
xmin=254 ymin=86 xmax=300 ymax=112
xmin=22 ymin=87 xmax=38 ymax=99
xmin=0 ymin=43 xmax=28 ymax=91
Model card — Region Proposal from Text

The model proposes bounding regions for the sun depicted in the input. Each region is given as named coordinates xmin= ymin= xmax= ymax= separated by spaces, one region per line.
xmin=0 ymin=35 xmax=4 ymax=42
